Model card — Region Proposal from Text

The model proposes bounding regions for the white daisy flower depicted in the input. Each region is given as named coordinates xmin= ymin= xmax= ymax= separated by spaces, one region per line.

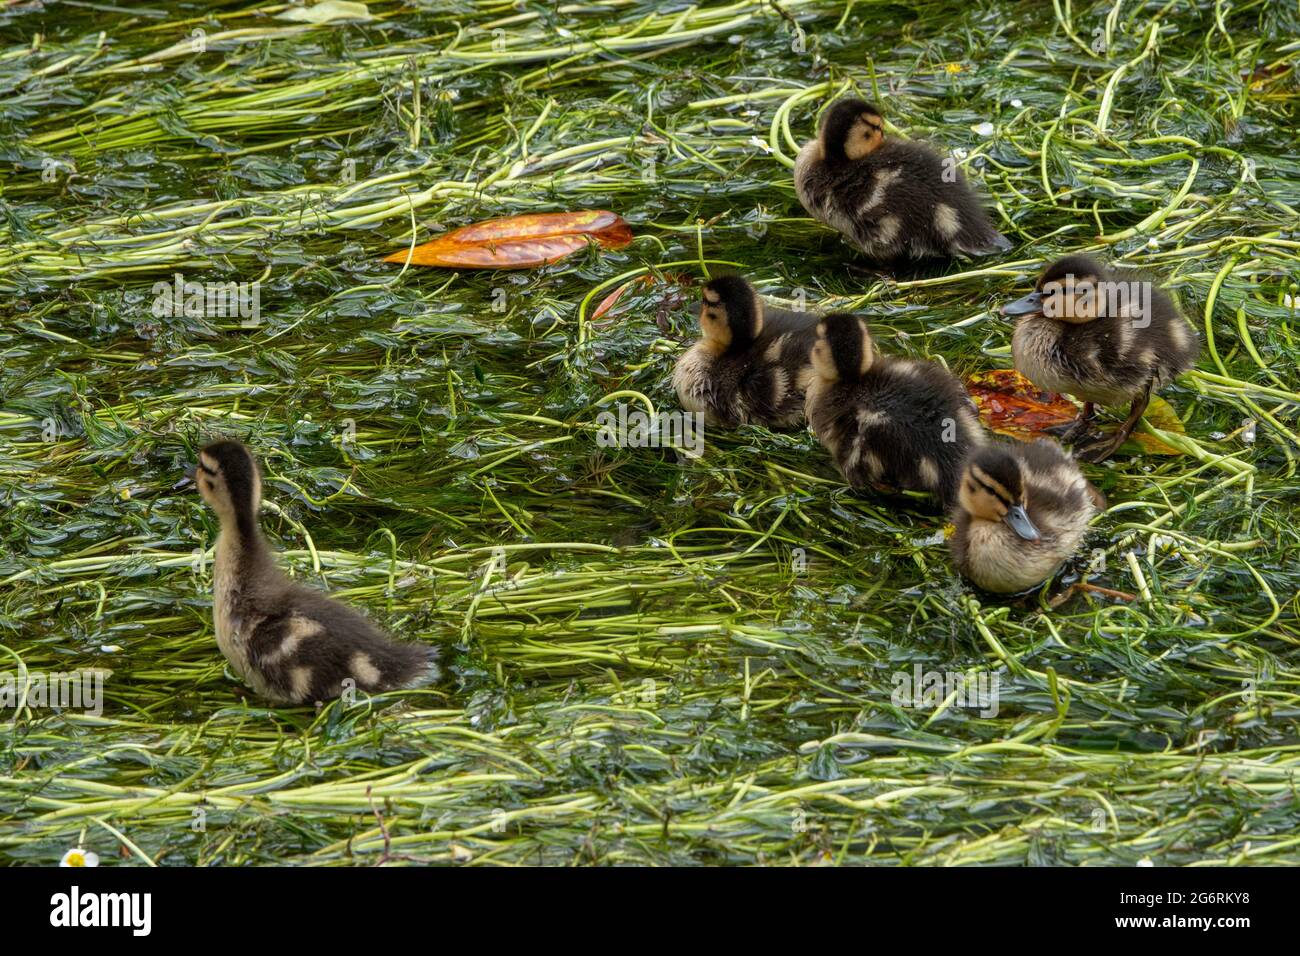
xmin=60 ymin=848 xmax=99 ymax=867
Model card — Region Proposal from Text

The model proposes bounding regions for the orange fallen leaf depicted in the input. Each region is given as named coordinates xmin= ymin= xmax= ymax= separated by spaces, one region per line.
xmin=965 ymin=368 xmax=1184 ymax=455
xmin=591 ymin=272 xmax=691 ymax=321
xmin=593 ymin=275 xmax=654 ymax=321
xmin=383 ymin=210 xmax=633 ymax=270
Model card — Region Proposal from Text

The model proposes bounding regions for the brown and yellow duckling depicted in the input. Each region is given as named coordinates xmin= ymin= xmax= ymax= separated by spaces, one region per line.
xmin=193 ymin=439 xmax=439 ymax=705
xmin=673 ymin=274 xmax=823 ymax=429
xmin=794 ymin=97 xmax=1011 ymax=263
xmin=950 ymin=440 xmax=1105 ymax=594
xmin=1003 ymin=254 xmax=1200 ymax=463
xmin=804 ymin=312 xmax=985 ymax=507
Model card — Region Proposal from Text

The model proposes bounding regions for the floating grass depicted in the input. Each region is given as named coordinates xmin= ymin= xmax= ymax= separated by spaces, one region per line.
xmin=1 ymin=0 xmax=1299 ymax=866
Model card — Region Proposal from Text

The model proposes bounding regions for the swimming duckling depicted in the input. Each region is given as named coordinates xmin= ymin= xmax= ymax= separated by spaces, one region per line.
xmin=950 ymin=440 xmax=1105 ymax=594
xmin=804 ymin=312 xmax=985 ymax=506
xmin=794 ymin=97 xmax=1011 ymax=263
xmin=673 ymin=274 xmax=822 ymax=429
xmin=1003 ymin=254 xmax=1200 ymax=463
xmin=193 ymin=439 xmax=439 ymax=705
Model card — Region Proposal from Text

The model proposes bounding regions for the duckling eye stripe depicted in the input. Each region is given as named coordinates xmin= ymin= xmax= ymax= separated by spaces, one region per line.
xmin=976 ymin=478 xmax=1012 ymax=505
xmin=970 ymin=472 xmax=1013 ymax=505
xmin=198 ymin=462 xmax=217 ymax=476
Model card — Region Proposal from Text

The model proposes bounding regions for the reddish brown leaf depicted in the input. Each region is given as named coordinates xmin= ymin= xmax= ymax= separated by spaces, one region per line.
xmin=383 ymin=210 xmax=633 ymax=270
xmin=965 ymin=368 xmax=1184 ymax=455
xmin=966 ymin=368 xmax=1078 ymax=441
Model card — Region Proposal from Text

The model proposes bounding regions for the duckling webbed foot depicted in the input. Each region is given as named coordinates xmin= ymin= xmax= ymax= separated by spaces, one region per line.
xmin=1075 ymin=388 xmax=1151 ymax=464
xmin=1047 ymin=402 xmax=1097 ymax=444
xmin=1076 ymin=431 xmax=1127 ymax=464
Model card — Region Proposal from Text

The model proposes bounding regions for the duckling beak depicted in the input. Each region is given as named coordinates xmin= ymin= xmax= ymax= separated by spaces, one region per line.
xmin=1003 ymin=504 xmax=1041 ymax=541
xmin=1002 ymin=291 xmax=1044 ymax=317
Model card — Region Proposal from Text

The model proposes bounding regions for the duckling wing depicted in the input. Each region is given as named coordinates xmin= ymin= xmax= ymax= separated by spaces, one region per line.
xmin=760 ymin=303 xmax=822 ymax=338
xmin=1145 ymin=288 xmax=1201 ymax=384
xmin=885 ymin=141 xmax=1009 ymax=257
xmin=246 ymin=588 xmax=438 ymax=703
xmin=1017 ymin=440 xmax=1099 ymax=533
xmin=736 ymin=356 xmax=802 ymax=428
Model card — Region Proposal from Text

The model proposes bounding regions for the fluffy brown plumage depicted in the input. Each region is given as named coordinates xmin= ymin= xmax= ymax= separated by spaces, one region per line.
xmin=950 ymin=440 xmax=1104 ymax=594
xmin=1004 ymin=254 xmax=1201 ymax=462
xmin=194 ymin=440 xmax=439 ymax=705
xmin=794 ymin=97 xmax=1010 ymax=263
xmin=804 ymin=313 xmax=985 ymax=507
xmin=673 ymin=274 xmax=822 ymax=429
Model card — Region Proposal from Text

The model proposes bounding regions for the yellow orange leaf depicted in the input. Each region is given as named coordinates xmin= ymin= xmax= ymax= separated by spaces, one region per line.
xmin=383 ymin=210 xmax=633 ymax=270
xmin=1126 ymin=395 xmax=1185 ymax=456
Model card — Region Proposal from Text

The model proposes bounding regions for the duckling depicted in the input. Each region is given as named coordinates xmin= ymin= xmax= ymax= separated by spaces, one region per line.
xmin=804 ymin=312 xmax=985 ymax=506
xmin=794 ymin=97 xmax=1011 ymax=263
xmin=950 ymin=440 xmax=1106 ymax=594
xmin=1003 ymin=254 xmax=1201 ymax=463
xmin=673 ymin=274 xmax=823 ymax=429
xmin=192 ymin=439 xmax=439 ymax=705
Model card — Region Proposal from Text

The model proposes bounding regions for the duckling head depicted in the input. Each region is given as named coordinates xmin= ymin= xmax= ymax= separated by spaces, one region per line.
xmin=818 ymin=97 xmax=886 ymax=165
xmin=957 ymin=447 xmax=1040 ymax=541
xmin=697 ymin=274 xmax=763 ymax=354
xmin=1003 ymin=254 xmax=1107 ymax=324
xmin=811 ymin=312 xmax=875 ymax=384
xmin=194 ymin=439 xmax=262 ymax=534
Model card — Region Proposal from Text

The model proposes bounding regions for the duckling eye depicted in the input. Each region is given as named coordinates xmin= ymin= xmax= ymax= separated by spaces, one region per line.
xmin=1041 ymin=289 xmax=1065 ymax=318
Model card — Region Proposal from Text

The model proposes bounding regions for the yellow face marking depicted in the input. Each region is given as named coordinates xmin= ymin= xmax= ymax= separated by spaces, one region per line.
xmin=810 ymin=325 xmax=836 ymax=382
xmin=843 ymin=114 xmax=884 ymax=160
xmin=856 ymin=319 xmax=874 ymax=376
xmin=699 ymin=302 xmax=732 ymax=351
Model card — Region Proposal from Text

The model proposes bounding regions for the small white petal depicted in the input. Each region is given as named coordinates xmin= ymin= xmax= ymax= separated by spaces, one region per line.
xmin=973 ymin=122 xmax=995 ymax=136
xmin=100 ymin=644 xmax=123 ymax=653
xmin=749 ymin=136 xmax=773 ymax=154
xmin=1010 ymin=98 xmax=1023 ymax=108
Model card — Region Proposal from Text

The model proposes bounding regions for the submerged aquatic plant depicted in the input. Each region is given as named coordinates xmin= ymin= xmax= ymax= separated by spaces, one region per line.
xmin=1 ymin=0 xmax=1298 ymax=866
